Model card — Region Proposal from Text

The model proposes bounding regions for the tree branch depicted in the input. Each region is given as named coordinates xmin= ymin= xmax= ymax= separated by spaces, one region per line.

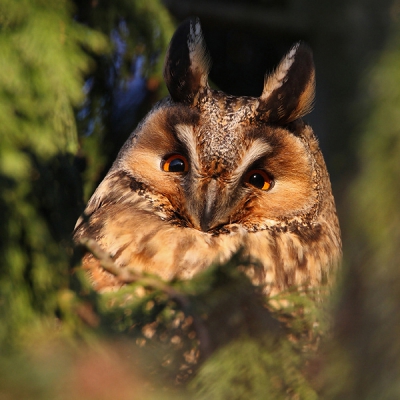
xmin=78 ymin=237 xmax=212 ymax=358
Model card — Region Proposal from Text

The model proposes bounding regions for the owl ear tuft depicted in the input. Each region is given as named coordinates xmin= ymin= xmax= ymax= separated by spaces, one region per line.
xmin=164 ymin=17 xmax=211 ymax=106
xmin=257 ymin=43 xmax=315 ymax=124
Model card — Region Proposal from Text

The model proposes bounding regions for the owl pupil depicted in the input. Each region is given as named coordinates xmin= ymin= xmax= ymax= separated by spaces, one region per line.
xmin=169 ymin=158 xmax=185 ymax=172
xmin=249 ymin=173 xmax=265 ymax=189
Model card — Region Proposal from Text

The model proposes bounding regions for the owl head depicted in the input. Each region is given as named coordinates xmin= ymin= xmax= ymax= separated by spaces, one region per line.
xmin=112 ymin=18 xmax=326 ymax=233
xmin=76 ymin=18 xmax=341 ymax=292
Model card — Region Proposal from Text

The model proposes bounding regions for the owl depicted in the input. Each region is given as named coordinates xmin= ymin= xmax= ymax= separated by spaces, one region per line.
xmin=74 ymin=18 xmax=341 ymax=296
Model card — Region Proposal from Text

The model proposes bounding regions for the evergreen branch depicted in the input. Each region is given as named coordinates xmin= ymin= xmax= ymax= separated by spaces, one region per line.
xmin=79 ymin=237 xmax=212 ymax=358
xmin=79 ymin=237 xmax=120 ymax=275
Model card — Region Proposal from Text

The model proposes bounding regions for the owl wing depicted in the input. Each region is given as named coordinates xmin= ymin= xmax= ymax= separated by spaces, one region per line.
xmin=74 ymin=169 xmax=247 ymax=291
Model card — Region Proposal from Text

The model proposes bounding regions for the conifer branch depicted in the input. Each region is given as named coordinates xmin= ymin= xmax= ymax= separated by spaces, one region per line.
xmin=79 ymin=237 xmax=212 ymax=357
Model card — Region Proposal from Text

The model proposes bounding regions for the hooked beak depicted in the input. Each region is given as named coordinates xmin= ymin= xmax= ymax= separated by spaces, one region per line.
xmin=197 ymin=178 xmax=229 ymax=232
xmin=200 ymin=179 xmax=218 ymax=231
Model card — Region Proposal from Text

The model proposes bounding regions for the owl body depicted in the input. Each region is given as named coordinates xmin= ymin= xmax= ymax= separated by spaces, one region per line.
xmin=74 ymin=19 xmax=341 ymax=295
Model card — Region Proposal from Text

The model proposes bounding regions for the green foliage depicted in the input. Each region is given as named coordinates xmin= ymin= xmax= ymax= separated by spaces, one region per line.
xmin=191 ymin=337 xmax=317 ymax=400
xmin=352 ymin=33 xmax=400 ymax=267
xmin=0 ymin=0 xmax=109 ymax=346
xmin=67 ymin=252 xmax=322 ymax=397
xmin=0 ymin=0 xmax=175 ymax=349
xmin=0 ymin=0 xmax=107 ymax=159
xmin=323 ymin=16 xmax=400 ymax=400
xmin=1 ymin=244 xmax=323 ymax=398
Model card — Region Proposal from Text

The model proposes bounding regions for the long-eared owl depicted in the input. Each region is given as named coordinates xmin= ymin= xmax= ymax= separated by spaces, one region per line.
xmin=74 ymin=18 xmax=341 ymax=295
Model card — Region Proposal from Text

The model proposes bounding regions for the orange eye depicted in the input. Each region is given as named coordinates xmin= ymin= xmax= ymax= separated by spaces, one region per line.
xmin=162 ymin=154 xmax=189 ymax=173
xmin=244 ymin=169 xmax=273 ymax=191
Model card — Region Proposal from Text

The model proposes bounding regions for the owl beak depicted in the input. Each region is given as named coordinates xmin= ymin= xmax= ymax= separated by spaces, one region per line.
xmin=198 ymin=178 xmax=227 ymax=232
xmin=200 ymin=195 xmax=215 ymax=232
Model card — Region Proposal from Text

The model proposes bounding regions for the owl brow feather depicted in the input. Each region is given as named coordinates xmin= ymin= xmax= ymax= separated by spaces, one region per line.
xmin=174 ymin=124 xmax=201 ymax=172
xmin=175 ymin=124 xmax=272 ymax=184
xmin=233 ymin=139 xmax=272 ymax=181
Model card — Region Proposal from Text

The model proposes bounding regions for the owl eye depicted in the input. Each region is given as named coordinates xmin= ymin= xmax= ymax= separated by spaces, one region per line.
xmin=244 ymin=169 xmax=273 ymax=191
xmin=162 ymin=154 xmax=189 ymax=173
